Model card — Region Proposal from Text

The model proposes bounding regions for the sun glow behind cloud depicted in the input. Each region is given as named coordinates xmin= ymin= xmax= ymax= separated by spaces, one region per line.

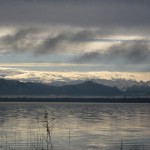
xmin=0 ymin=67 xmax=150 ymax=82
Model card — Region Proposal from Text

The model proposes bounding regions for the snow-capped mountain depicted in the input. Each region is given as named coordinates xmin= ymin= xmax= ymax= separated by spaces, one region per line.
xmin=0 ymin=78 xmax=150 ymax=96
xmin=49 ymin=78 xmax=150 ymax=90
xmin=0 ymin=67 xmax=150 ymax=90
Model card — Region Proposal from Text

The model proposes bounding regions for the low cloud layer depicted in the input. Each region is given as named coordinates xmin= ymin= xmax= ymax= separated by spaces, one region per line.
xmin=1 ymin=67 xmax=150 ymax=82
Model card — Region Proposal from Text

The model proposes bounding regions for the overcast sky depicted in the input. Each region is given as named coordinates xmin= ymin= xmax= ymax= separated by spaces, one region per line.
xmin=0 ymin=0 xmax=150 ymax=76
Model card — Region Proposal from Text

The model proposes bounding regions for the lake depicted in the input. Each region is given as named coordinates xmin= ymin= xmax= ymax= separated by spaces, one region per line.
xmin=0 ymin=103 xmax=150 ymax=150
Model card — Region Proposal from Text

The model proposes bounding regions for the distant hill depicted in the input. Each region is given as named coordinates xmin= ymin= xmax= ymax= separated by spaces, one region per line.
xmin=50 ymin=79 xmax=150 ymax=91
xmin=124 ymin=85 xmax=150 ymax=96
xmin=57 ymin=81 xmax=122 ymax=96
xmin=0 ymin=79 xmax=149 ymax=96
xmin=0 ymin=79 xmax=121 ymax=96
xmin=0 ymin=78 xmax=56 ymax=95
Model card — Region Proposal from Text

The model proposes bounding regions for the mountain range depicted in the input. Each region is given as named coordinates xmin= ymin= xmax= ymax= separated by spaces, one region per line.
xmin=0 ymin=78 xmax=150 ymax=96
xmin=1 ymin=68 xmax=150 ymax=90
xmin=49 ymin=78 xmax=150 ymax=90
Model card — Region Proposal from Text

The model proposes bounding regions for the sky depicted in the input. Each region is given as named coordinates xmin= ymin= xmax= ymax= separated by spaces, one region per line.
xmin=0 ymin=0 xmax=150 ymax=81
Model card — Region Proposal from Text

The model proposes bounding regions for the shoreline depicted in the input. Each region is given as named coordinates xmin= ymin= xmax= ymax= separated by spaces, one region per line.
xmin=0 ymin=97 xmax=149 ymax=103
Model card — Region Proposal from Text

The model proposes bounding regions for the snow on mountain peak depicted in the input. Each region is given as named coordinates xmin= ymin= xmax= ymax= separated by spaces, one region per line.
xmin=0 ymin=67 xmax=150 ymax=90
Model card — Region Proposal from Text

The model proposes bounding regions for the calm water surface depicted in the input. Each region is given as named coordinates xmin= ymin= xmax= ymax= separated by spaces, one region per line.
xmin=0 ymin=103 xmax=150 ymax=150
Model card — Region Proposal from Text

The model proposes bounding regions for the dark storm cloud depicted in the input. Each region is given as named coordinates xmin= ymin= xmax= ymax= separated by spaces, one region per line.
xmin=1 ymin=27 xmax=150 ymax=60
xmin=76 ymin=40 xmax=150 ymax=65
xmin=2 ymin=28 xmax=38 ymax=44
xmin=37 ymin=30 xmax=96 ymax=53
xmin=107 ymin=41 xmax=150 ymax=64
xmin=0 ymin=28 xmax=40 ymax=52
xmin=0 ymin=0 xmax=150 ymax=32
xmin=0 ymin=28 xmax=96 ymax=53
